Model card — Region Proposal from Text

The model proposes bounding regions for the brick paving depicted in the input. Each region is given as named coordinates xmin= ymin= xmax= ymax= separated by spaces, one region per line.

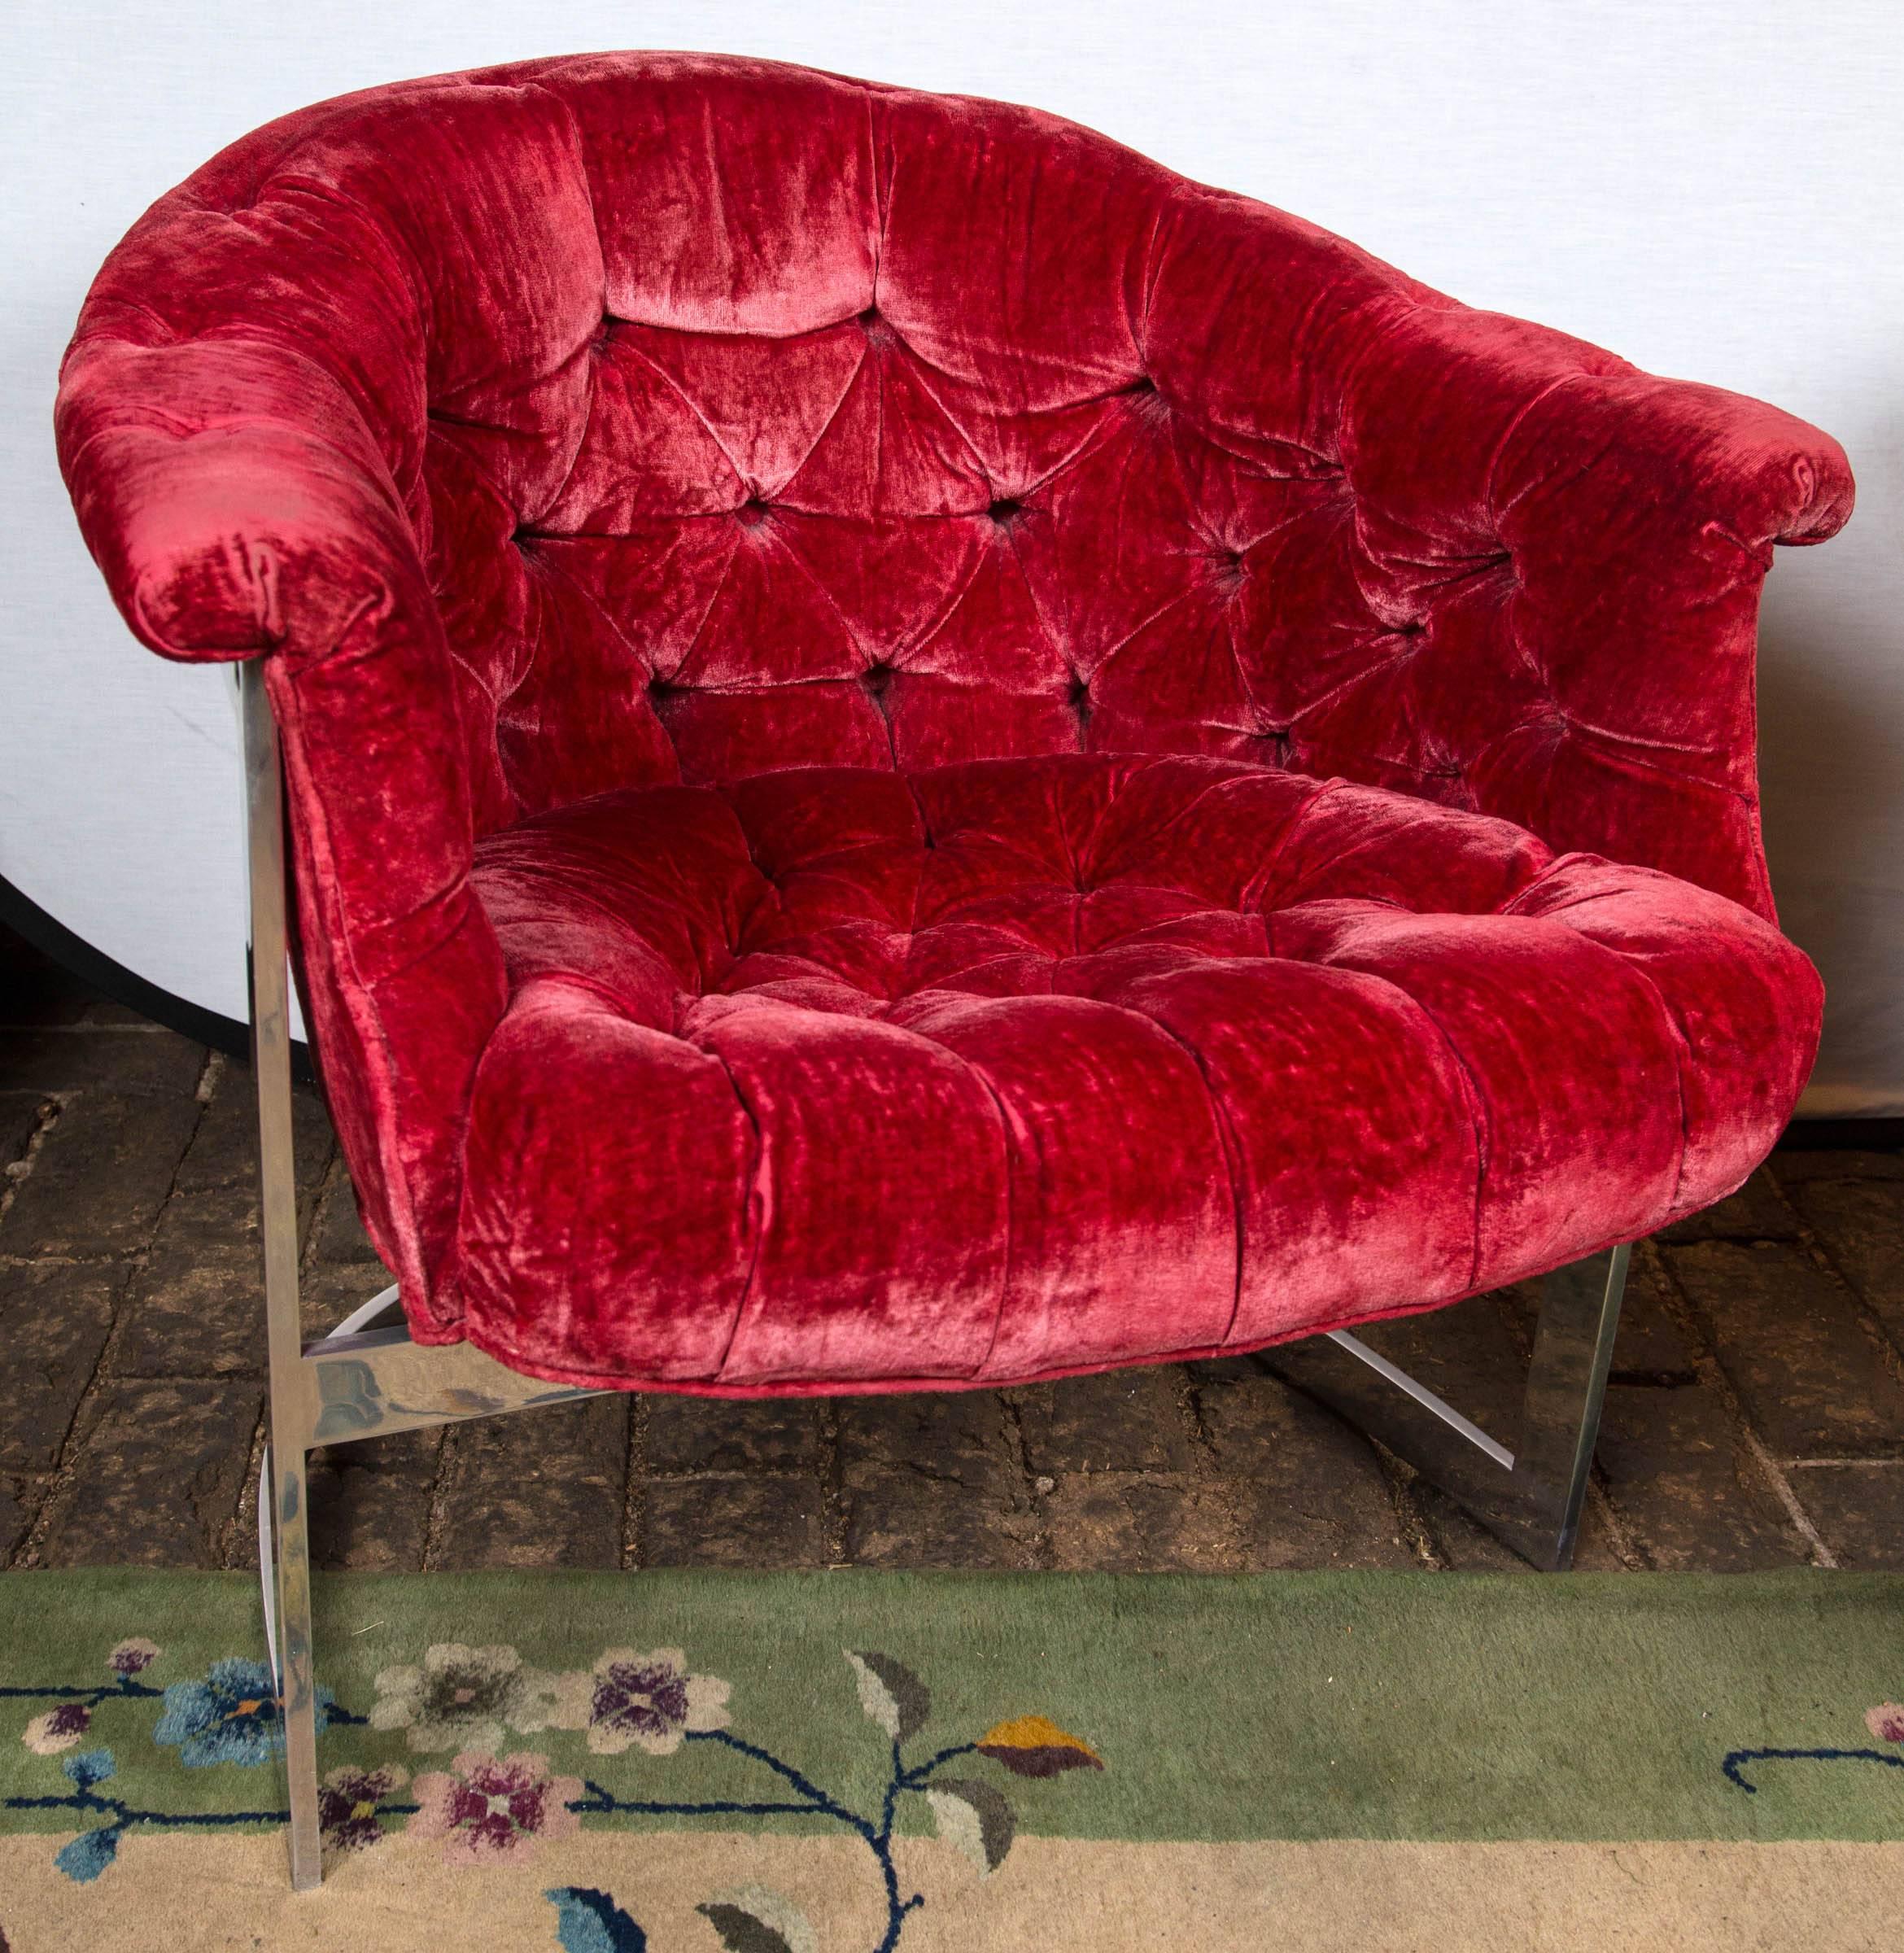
xmin=4 ymin=920 xmax=1903 ymax=1576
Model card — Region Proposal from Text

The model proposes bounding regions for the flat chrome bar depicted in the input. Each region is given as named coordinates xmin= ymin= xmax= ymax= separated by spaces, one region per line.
xmin=332 ymin=1282 xmax=403 ymax=1339
xmin=1325 ymin=1329 xmax=1516 ymax=1470
xmin=1512 ymin=1241 xmax=1630 ymax=1571
xmin=257 ymin=1440 xmax=279 ymax=1694
xmin=1269 ymin=1243 xmax=1630 ymax=1571
xmin=256 ymin=1284 xmax=405 ymax=1687
xmin=298 ymin=1324 xmax=609 ymax=1448
xmin=242 ymin=660 xmax=321 ymax=1890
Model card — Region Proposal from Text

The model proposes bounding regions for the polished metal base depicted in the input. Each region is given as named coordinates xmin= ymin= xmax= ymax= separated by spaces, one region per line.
xmin=1273 ymin=1247 xmax=1630 ymax=1572
xmin=238 ymin=662 xmax=1630 ymax=1889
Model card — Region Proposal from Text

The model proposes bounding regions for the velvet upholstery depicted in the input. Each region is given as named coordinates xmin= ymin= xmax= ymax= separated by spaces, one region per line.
xmin=55 ymin=54 xmax=1851 ymax=1392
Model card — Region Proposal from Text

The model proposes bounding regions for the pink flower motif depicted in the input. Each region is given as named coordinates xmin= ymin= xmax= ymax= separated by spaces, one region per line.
xmin=1865 ymin=1703 xmax=1904 ymax=1745
xmin=408 ymin=1750 xmax=581 ymax=1865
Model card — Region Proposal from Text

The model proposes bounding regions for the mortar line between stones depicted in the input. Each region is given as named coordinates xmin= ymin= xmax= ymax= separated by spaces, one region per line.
xmin=0 ymin=1094 xmax=64 ymax=1569
xmin=417 ymin=1421 xmax=461 ymax=1574
xmin=1737 ymin=1422 xmax=1841 ymax=1566
xmin=1369 ymin=1440 xmax=1450 ymax=1571
xmin=1176 ymin=1370 xmax=1256 ymax=1571
xmin=11 ymin=1044 xmax=223 ymax=1570
xmin=998 ymin=1387 xmax=1050 ymax=1571
xmin=223 ymin=1401 xmax=271 ymax=1572
xmin=1649 ymin=1239 xmax=1841 ymax=1571
xmin=0 ymin=1093 xmax=63 ymax=1234
xmin=1782 ymin=1202 xmax=1904 ymax=1384
xmin=818 ymin=1400 xmax=848 ymax=1567
xmin=622 ymin=1391 xmax=649 ymax=1570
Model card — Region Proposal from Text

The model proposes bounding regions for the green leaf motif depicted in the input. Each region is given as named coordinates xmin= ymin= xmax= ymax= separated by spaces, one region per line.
xmin=842 ymin=1649 xmax=932 ymax=1744
xmin=697 ymin=1884 xmax=817 ymax=1953
xmin=926 ymin=1776 xmax=1016 ymax=1876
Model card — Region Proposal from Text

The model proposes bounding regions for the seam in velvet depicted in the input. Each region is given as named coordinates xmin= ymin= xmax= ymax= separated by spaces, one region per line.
xmin=685 ymin=1034 xmax=771 ymax=1384
xmin=1101 ymin=998 xmax=1247 ymax=1351
xmin=1331 ymin=962 xmax=1492 ymax=1296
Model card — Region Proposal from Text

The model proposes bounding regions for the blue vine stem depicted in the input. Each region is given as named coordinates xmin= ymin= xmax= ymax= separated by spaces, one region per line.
xmin=1723 ymin=1745 xmax=1904 ymax=1792
xmin=9 ymin=1784 xmax=290 ymax=1829
xmin=0 ymin=1677 xmax=162 ymax=1706
xmin=4 ymin=1677 xmax=988 ymax=1951
xmin=567 ymin=1727 xmax=982 ymax=1953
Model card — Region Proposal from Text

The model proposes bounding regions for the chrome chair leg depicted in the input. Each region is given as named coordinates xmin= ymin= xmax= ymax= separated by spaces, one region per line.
xmin=1269 ymin=1243 xmax=1631 ymax=1571
xmin=242 ymin=663 xmax=322 ymax=1887
xmin=1510 ymin=1244 xmax=1630 ymax=1569
xmin=266 ymin=1436 xmax=321 ymax=1885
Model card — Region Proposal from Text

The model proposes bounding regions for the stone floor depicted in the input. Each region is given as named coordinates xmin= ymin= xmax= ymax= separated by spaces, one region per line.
xmin=3 ymin=920 xmax=1902 ymax=1578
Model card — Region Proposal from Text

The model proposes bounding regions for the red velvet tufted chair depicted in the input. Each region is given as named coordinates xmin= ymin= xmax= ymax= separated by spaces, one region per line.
xmin=56 ymin=53 xmax=1850 ymax=1886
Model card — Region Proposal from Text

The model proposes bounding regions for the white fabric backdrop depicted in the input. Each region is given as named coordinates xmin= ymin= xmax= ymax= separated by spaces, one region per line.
xmin=3 ymin=2 xmax=1899 ymax=1108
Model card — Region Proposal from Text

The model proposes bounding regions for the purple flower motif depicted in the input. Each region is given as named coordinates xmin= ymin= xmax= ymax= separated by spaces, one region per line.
xmin=22 ymin=1703 xmax=92 ymax=1755
xmin=107 ymin=1638 xmax=160 ymax=1678
xmin=408 ymin=1750 xmax=581 ymax=1864
xmin=587 ymin=1647 xmax=730 ymax=1757
xmin=317 ymin=1763 xmax=408 ymax=1855
xmin=1866 ymin=1703 xmax=1904 ymax=1745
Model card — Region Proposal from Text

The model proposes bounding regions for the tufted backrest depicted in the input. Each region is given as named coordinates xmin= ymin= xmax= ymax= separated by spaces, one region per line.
xmin=55 ymin=54 xmax=1853 ymax=1307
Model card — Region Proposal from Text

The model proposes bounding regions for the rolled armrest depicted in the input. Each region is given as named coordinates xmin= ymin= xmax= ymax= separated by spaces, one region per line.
xmin=1331 ymin=299 xmax=1854 ymax=917
xmin=56 ymin=330 xmax=508 ymax=1322
xmin=57 ymin=334 xmax=426 ymax=662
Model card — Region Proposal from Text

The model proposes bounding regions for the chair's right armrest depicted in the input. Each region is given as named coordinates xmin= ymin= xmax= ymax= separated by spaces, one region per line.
xmin=57 ymin=332 xmax=424 ymax=662
xmin=57 ymin=330 xmax=509 ymax=1330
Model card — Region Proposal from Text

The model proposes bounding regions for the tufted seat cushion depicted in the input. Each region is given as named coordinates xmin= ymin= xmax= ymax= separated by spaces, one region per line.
xmin=454 ymin=754 xmax=1819 ymax=1391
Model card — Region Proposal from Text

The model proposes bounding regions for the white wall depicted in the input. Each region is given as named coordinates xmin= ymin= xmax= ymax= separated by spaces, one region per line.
xmin=4 ymin=2 xmax=1900 ymax=1108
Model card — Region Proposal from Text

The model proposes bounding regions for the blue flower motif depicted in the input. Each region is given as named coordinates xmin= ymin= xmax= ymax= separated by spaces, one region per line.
xmin=153 ymin=1658 xmax=335 ymax=1767
xmin=61 ymin=1747 xmax=116 ymax=1790
xmin=54 ymin=1824 xmax=120 ymax=1882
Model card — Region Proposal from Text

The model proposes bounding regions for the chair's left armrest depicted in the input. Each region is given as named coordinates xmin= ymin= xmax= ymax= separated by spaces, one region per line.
xmin=1334 ymin=299 xmax=1854 ymax=918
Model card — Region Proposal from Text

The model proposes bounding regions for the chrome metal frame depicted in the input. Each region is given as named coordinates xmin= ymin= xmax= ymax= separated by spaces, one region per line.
xmin=1292 ymin=1247 xmax=1630 ymax=1572
xmin=241 ymin=665 xmax=614 ymax=1889
xmin=238 ymin=661 xmax=1628 ymax=1890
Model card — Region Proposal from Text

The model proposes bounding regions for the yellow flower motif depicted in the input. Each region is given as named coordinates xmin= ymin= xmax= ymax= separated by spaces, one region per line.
xmin=975 ymin=1713 xmax=1103 ymax=1777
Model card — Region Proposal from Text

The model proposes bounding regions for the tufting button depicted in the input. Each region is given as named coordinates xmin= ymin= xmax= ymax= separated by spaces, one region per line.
xmin=862 ymin=661 xmax=895 ymax=703
xmin=1212 ymin=547 xmax=1247 ymax=592
xmin=1067 ymin=671 xmax=1093 ymax=729
xmin=1254 ymin=724 xmax=1294 ymax=770
xmin=857 ymin=305 xmax=895 ymax=349
xmin=987 ymin=498 xmax=1022 ymax=526
xmin=1124 ymin=374 xmax=1168 ymax=422
xmin=735 ymin=497 xmax=772 ymax=530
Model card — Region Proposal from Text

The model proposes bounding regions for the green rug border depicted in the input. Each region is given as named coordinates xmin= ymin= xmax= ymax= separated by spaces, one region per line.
xmin=2 ymin=1566 xmax=1901 ymax=1844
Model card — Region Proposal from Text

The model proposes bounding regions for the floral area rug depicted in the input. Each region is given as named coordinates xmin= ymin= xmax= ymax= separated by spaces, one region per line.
xmin=1 ymin=1567 xmax=1901 ymax=1951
